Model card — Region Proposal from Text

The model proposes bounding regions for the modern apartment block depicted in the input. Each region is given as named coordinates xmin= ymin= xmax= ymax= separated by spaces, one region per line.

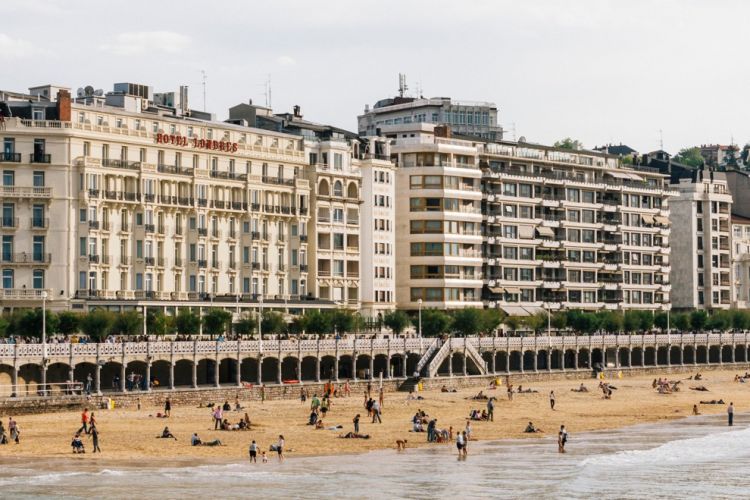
xmin=382 ymin=122 xmax=674 ymax=313
xmin=731 ymin=214 xmax=750 ymax=309
xmin=667 ymin=169 xmax=733 ymax=309
xmin=0 ymin=83 xmax=323 ymax=313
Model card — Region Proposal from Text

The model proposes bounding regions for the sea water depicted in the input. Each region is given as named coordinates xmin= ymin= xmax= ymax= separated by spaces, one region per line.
xmin=2 ymin=414 xmax=749 ymax=499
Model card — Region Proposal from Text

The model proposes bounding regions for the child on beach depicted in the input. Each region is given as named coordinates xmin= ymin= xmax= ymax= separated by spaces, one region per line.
xmin=261 ymin=451 xmax=268 ymax=463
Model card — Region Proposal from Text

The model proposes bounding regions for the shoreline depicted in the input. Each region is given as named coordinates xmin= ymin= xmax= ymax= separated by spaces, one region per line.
xmin=1 ymin=368 xmax=748 ymax=464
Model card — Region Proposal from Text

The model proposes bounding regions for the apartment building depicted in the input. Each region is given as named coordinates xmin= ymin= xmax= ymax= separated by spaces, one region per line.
xmin=731 ymin=214 xmax=750 ymax=309
xmin=381 ymin=122 xmax=674 ymax=313
xmin=668 ymin=169 xmax=733 ymax=310
xmin=0 ymin=83 xmax=319 ymax=313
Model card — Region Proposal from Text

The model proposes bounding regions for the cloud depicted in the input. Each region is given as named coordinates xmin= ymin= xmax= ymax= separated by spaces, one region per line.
xmin=276 ymin=55 xmax=296 ymax=67
xmin=0 ymin=33 xmax=46 ymax=59
xmin=99 ymin=31 xmax=190 ymax=56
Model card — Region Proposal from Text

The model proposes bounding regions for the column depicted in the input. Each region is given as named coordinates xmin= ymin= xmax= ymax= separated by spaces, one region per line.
xmin=666 ymin=345 xmax=671 ymax=366
xmin=546 ymin=351 xmax=552 ymax=372
xmin=448 ymin=351 xmax=453 ymax=377
xmin=573 ymin=350 xmax=579 ymax=370
xmin=334 ymin=356 xmax=340 ymax=382
xmin=120 ymin=362 xmax=126 ymax=392
xmin=679 ymin=346 xmax=684 ymax=366
xmin=560 ymin=350 xmax=566 ymax=372
xmin=95 ymin=363 xmax=102 ymax=395
xmin=146 ymin=360 xmax=152 ymax=392
xmin=533 ymin=350 xmax=538 ymax=373
xmin=11 ymin=364 xmax=18 ymax=397
xmin=491 ymin=350 xmax=497 ymax=374
xmin=732 ymin=344 xmax=736 ymax=363
xmin=315 ymin=356 xmax=321 ymax=382
xmin=627 ymin=349 xmax=632 ymax=368
xmin=505 ymin=351 xmax=510 ymax=373
xmin=170 ymin=361 xmax=176 ymax=390
xmin=213 ymin=358 xmax=220 ymax=388
xmin=297 ymin=357 xmax=302 ymax=383
xmin=236 ymin=349 xmax=242 ymax=387
xmin=369 ymin=356 xmax=374 ymax=380
xmin=68 ymin=365 xmax=75 ymax=385
xmin=693 ymin=343 xmax=698 ymax=366
xmin=277 ymin=357 xmax=282 ymax=385
xmin=352 ymin=354 xmax=358 ymax=381
xmin=192 ymin=359 xmax=198 ymax=388
xmin=588 ymin=350 xmax=593 ymax=370
xmin=257 ymin=356 xmax=263 ymax=385
xmin=41 ymin=364 xmax=47 ymax=396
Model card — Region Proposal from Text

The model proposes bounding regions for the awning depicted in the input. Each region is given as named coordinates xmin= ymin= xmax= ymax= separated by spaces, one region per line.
xmin=504 ymin=287 xmax=522 ymax=294
xmin=641 ymin=214 xmax=655 ymax=224
xmin=488 ymin=287 xmax=505 ymax=294
xmin=519 ymin=225 xmax=535 ymax=239
xmin=653 ymin=215 xmax=670 ymax=225
xmin=626 ymin=173 xmax=644 ymax=181
xmin=606 ymin=171 xmax=631 ymax=179
xmin=536 ymin=226 xmax=555 ymax=237
xmin=500 ymin=305 xmax=529 ymax=316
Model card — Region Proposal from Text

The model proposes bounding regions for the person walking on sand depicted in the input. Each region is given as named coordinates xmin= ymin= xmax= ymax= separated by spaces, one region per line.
xmin=248 ymin=440 xmax=258 ymax=463
xmin=164 ymin=397 xmax=172 ymax=417
xmin=461 ymin=431 xmax=468 ymax=457
xmin=549 ymin=391 xmax=556 ymax=411
xmin=89 ymin=425 xmax=101 ymax=453
xmin=89 ymin=412 xmax=97 ymax=432
xmin=276 ymin=435 xmax=285 ymax=462
xmin=507 ymin=384 xmax=513 ymax=401
xmin=371 ymin=399 xmax=382 ymax=423
xmin=353 ymin=414 xmax=360 ymax=434
xmin=260 ymin=385 xmax=266 ymax=404
xmin=8 ymin=417 xmax=19 ymax=444
xmin=79 ymin=408 xmax=89 ymax=434
xmin=379 ymin=388 xmax=384 ymax=409
xmin=728 ymin=402 xmax=734 ymax=426
xmin=558 ymin=425 xmax=568 ymax=453
xmin=213 ymin=406 xmax=223 ymax=430
xmin=487 ymin=397 xmax=495 ymax=422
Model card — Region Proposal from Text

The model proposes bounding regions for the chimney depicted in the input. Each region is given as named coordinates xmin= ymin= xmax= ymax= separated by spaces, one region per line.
xmin=56 ymin=89 xmax=71 ymax=122
xmin=293 ymin=105 xmax=301 ymax=118
xmin=434 ymin=125 xmax=451 ymax=138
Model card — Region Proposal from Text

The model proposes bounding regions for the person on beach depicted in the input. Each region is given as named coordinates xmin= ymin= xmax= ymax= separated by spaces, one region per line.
xmin=164 ymin=397 xmax=172 ymax=417
xmin=379 ymin=388 xmax=384 ymax=409
xmin=0 ymin=420 xmax=5 ymax=444
xmin=71 ymin=433 xmax=85 ymax=453
xmin=311 ymin=394 xmax=321 ymax=413
xmin=300 ymin=387 xmax=307 ymax=403
xmin=89 ymin=425 xmax=101 ymax=453
xmin=260 ymin=385 xmax=266 ymax=404
xmin=344 ymin=381 xmax=351 ymax=397
xmin=461 ymin=431 xmax=468 ymax=457
xmin=728 ymin=402 xmax=734 ymax=426
xmin=465 ymin=421 xmax=473 ymax=440
xmin=137 ymin=397 xmax=141 ymax=411
xmin=9 ymin=417 xmax=19 ymax=444
xmin=213 ymin=406 xmax=223 ymax=430
xmin=249 ymin=440 xmax=258 ymax=463
xmin=487 ymin=397 xmax=495 ymax=422
xmin=261 ymin=451 xmax=268 ymax=463
xmin=549 ymin=391 xmax=556 ymax=410
xmin=159 ymin=427 xmax=177 ymax=440
xmin=692 ymin=405 xmax=700 ymax=416
xmin=353 ymin=414 xmax=360 ymax=434
xmin=456 ymin=430 xmax=465 ymax=458
xmin=371 ymin=399 xmax=382 ymax=423
xmin=507 ymin=384 xmax=513 ymax=401
xmin=85 ymin=373 xmax=93 ymax=395
xmin=558 ymin=425 xmax=568 ymax=453
xmin=524 ymin=422 xmax=542 ymax=433
xmin=276 ymin=435 xmax=285 ymax=462
xmin=79 ymin=408 xmax=89 ymax=434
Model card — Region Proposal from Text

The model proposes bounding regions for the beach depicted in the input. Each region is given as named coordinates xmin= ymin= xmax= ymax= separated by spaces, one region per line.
xmin=1 ymin=369 xmax=750 ymax=463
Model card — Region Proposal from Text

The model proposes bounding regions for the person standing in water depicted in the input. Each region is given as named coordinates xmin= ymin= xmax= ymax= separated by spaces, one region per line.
xmin=276 ymin=435 xmax=285 ymax=462
xmin=248 ymin=440 xmax=258 ymax=463
xmin=558 ymin=425 xmax=568 ymax=453
xmin=728 ymin=402 xmax=734 ymax=426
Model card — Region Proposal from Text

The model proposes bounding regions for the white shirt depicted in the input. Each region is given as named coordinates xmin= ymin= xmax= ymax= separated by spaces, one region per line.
xmin=457 ymin=434 xmax=465 ymax=445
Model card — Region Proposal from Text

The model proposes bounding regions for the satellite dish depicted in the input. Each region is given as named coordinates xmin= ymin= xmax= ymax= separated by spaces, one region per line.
xmin=84 ymin=85 xmax=94 ymax=96
xmin=77 ymin=88 xmax=85 ymax=98
xmin=94 ymin=89 xmax=104 ymax=97
xmin=519 ymin=136 xmax=527 ymax=143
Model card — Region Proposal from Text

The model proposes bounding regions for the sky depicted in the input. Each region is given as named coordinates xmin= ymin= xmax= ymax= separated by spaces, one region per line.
xmin=2 ymin=0 xmax=749 ymax=153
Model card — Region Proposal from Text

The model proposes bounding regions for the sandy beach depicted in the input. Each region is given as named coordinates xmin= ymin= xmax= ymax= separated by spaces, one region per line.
xmin=1 ymin=369 xmax=749 ymax=463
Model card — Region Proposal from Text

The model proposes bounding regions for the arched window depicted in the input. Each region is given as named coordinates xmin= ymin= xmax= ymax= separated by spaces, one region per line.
xmin=318 ymin=179 xmax=330 ymax=196
xmin=347 ymin=182 xmax=358 ymax=199
xmin=333 ymin=180 xmax=343 ymax=197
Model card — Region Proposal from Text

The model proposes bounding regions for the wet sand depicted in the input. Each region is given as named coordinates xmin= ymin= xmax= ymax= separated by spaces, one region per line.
xmin=1 ymin=369 xmax=749 ymax=463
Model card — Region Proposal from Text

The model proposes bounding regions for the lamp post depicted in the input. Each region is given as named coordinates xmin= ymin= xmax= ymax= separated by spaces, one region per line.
xmin=41 ymin=290 xmax=48 ymax=395
xmin=258 ymin=295 xmax=264 ymax=352
xmin=418 ymin=299 xmax=423 ymax=351
xmin=142 ymin=305 xmax=147 ymax=339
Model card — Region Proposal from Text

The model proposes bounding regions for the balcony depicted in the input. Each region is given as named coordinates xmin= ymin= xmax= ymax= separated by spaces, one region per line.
xmin=251 ymin=203 xmax=261 ymax=211
xmin=144 ymin=193 xmax=156 ymax=203
xmin=120 ymin=256 xmax=131 ymax=265
xmin=210 ymin=170 xmax=248 ymax=181
xmin=30 ymin=153 xmax=51 ymax=164
xmin=210 ymin=259 xmax=221 ymax=269
xmin=251 ymin=231 xmax=260 ymax=240
xmin=278 ymin=264 xmax=286 ymax=272
xmin=0 ymin=186 xmax=52 ymax=198
xmin=102 ymin=159 xmax=141 ymax=170
xmin=197 ymin=228 xmax=208 ymax=237
xmin=88 ymin=254 xmax=100 ymax=264
xmin=1 ymin=288 xmax=50 ymax=300
xmin=174 ymin=257 xmax=183 ymax=267
xmin=0 ymin=152 xmax=21 ymax=162
xmin=262 ymin=176 xmax=295 ymax=186
xmin=262 ymin=263 xmax=270 ymax=272
xmin=144 ymin=223 xmax=155 ymax=233
xmin=30 ymin=217 xmax=48 ymax=229
xmin=88 ymin=220 xmax=100 ymax=230
xmin=1 ymin=253 xmax=51 ymax=265
xmin=197 ymin=259 xmax=207 ymax=268
xmin=197 ymin=198 xmax=208 ymax=207
xmin=300 ymin=234 xmax=308 ymax=243
xmin=157 ymin=164 xmax=193 ymax=176
xmin=144 ymin=256 xmax=155 ymax=266
xmin=252 ymin=262 xmax=260 ymax=270
xmin=0 ymin=217 xmax=18 ymax=229
xmin=299 ymin=264 xmax=308 ymax=272
xmin=347 ymin=218 xmax=359 ymax=226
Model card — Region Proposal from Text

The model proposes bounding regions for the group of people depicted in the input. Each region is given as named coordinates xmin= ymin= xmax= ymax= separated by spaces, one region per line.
xmin=71 ymin=408 xmax=101 ymax=453
xmin=0 ymin=417 xmax=19 ymax=445
xmin=653 ymin=378 xmax=680 ymax=394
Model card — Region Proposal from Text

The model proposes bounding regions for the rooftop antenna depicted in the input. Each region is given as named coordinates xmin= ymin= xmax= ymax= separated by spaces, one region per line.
xmin=264 ymin=74 xmax=272 ymax=108
xmin=416 ymin=79 xmax=423 ymax=98
xmin=201 ymin=70 xmax=207 ymax=112
xmin=659 ymin=129 xmax=663 ymax=151
xmin=398 ymin=73 xmax=408 ymax=98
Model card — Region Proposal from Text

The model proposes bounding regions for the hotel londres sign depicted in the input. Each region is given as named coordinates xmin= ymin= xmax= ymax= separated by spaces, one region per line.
xmin=155 ymin=133 xmax=239 ymax=152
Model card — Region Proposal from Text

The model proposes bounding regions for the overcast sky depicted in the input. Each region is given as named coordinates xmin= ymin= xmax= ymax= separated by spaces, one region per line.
xmin=2 ymin=0 xmax=748 ymax=153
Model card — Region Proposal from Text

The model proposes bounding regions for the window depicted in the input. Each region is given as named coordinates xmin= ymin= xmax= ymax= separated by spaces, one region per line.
xmin=3 ymin=171 xmax=14 ymax=186
xmin=2 ymin=269 xmax=13 ymax=288
xmin=33 ymin=269 xmax=44 ymax=289
xmin=33 ymin=171 xmax=45 ymax=187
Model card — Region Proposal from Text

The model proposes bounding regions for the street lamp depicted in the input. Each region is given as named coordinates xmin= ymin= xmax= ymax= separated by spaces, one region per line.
xmin=41 ymin=290 xmax=48 ymax=395
xmin=417 ymin=299 xmax=423 ymax=337
xmin=258 ymin=295 xmax=264 ymax=352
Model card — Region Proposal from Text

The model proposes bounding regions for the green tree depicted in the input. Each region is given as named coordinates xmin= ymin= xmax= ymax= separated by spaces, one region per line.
xmin=550 ymin=312 xmax=568 ymax=331
xmin=287 ymin=315 xmax=309 ymax=336
xmin=330 ymin=309 xmax=355 ymax=335
xmin=175 ymin=309 xmax=202 ymax=336
xmin=383 ymin=310 xmax=411 ymax=336
xmin=57 ymin=311 xmax=81 ymax=336
xmin=523 ymin=312 xmax=547 ymax=335
xmin=673 ymin=312 xmax=690 ymax=332
xmin=554 ymin=137 xmax=583 ymax=150
xmin=234 ymin=313 xmax=257 ymax=338
xmin=79 ymin=309 xmax=114 ymax=341
xmin=566 ymin=310 xmax=600 ymax=334
xmin=636 ymin=310 xmax=654 ymax=332
xmin=479 ymin=309 xmax=505 ymax=336
xmin=203 ymin=308 xmax=232 ymax=337
xmin=148 ymin=311 xmax=176 ymax=337
xmin=419 ymin=309 xmax=452 ymax=337
xmin=305 ymin=310 xmax=332 ymax=336
xmin=16 ymin=309 xmax=60 ymax=338
xmin=451 ymin=308 xmax=483 ymax=337
xmin=654 ymin=311 xmax=670 ymax=331
xmin=598 ymin=311 xmax=623 ymax=334
xmin=504 ymin=316 xmax=522 ymax=335
xmin=261 ymin=311 xmax=287 ymax=336
xmin=111 ymin=310 xmax=142 ymax=337
xmin=707 ymin=310 xmax=730 ymax=331
xmin=673 ymin=147 xmax=704 ymax=167
xmin=690 ymin=310 xmax=708 ymax=331
xmin=730 ymin=309 xmax=750 ymax=330
xmin=0 ymin=316 xmax=9 ymax=338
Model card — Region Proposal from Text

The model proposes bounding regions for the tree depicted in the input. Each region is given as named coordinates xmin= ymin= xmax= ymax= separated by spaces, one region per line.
xmin=554 ymin=137 xmax=583 ymax=151
xmin=707 ymin=310 xmax=730 ymax=331
xmin=0 ymin=316 xmax=8 ymax=338
xmin=330 ymin=309 xmax=355 ymax=335
xmin=16 ymin=309 xmax=59 ymax=338
xmin=673 ymin=147 xmax=704 ymax=167
xmin=383 ymin=310 xmax=411 ymax=336
xmin=654 ymin=311 xmax=670 ymax=331
xmin=420 ymin=309 xmax=452 ymax=337
xmin=111 ymin=310 xmax=142 ymax=337
xmin=523 ymin=312 xmax=547 ymax=335
xmin=730 ymin=309 xmax=750 ymax=331
xmin=451 ymin=308 xmax=483 ymax=337
xmin=566 ymin=310 xmax=600 ymax=335
xmin=261 ymin=311 xmax=287 ymax=337
xmin=79 ymin=309 xmax=114 ymax=341
xmin=175 ymin=309 xmax=201 ymax=336
xmin=504 ymin=316 xmax=522 ymax=335
xmin=550 ymin=312 xmax=568 ymax=331
xmin=234 ymin=314 xmax=257 ymax=338
xmin=479 ymin=309 xmax=505 ymax=336
xmin=690 ymin=310 xmax=708 ymax=331
xmin=673 ymin=312 xmax=690 ymax=332
xmin=636 ymin=310 xmax=654 ymax=332
xmin=57 ymin=311 xmax=81 ymax=336
xmin=598 ymin=311 xmax=623 ymax=334
xmin=148 ymin=311 xmax=176 ymax=337
xmin=305 ymin=310 xmax=332 ymax=336
xmin=203 ymin=308 xmax=232 ymax=337
xmin=287 ymin=315 xmax=308 ymax=336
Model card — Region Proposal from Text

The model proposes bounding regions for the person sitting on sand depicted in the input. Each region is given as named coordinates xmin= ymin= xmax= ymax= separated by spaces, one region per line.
xmin=441 ymin=385 xmax=449 ymax=393
xmin=692 ymin=405 xmax=700 ymax=416
xmin=191 ymin=433 xmax=202 ymax=446
xmin=308 ymin=411 xmax=318 ymax=426
xmin=690 ymin=386 xmax=709 ymax=392
xmin=315 ymin=419 xmax=325 ymax=430
xmin=222 ymin=401 xmax=231 ymax=412
xmin=699 ymin=399 xmax=725 ymax=405
xmin=694 ymin=373 xmax=703 ymax=381
xmin=339 ymin=431 xmax=370 ymax=439
xmin=244 ymin=413 xmax=251 ymax=427
xmin=71 ymin=433 xmax=85 ymax=453
xmin=221 ymin=418 xmax=232 ymax=431
xmin=159 ymin=426 xmax=177 ymax=440
xmin=473 ymin=391 xmax=487 ymax=400
xmin=524 ymin=421 xmax=543 ymax=433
